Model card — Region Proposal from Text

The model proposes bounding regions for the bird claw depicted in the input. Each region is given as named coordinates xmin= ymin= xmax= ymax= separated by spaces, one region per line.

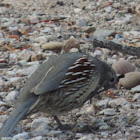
xmin=57 ymin=124 xmax=72 ymax=130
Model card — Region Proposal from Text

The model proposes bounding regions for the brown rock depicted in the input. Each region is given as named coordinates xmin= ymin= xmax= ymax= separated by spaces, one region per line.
xmin=62 ymin=38 xmax=80 ymax=53
xmin=31 ymin=53 xmax=43 ymax=61
xmin=19 ymin=18 xmax=29 ymax=24
xmin=42 ymin=42 xmax=64 ymax=51
xmin=112 ymin=58 xmax=135 ymax=74
xmin=119 ymin=72 xmax=140 ymax=89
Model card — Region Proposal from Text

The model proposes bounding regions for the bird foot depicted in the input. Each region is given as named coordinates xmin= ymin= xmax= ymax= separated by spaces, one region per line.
xmin=53 ymin=116 xmax=72 ymax=130
xmin=57 ymin=124 xmax=72 ymax=130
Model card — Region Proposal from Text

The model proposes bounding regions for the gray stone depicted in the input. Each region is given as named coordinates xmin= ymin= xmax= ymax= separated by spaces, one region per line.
xmin=31 ymin=124 xmax=51 ymax=136
xmin=132 ymin=93 xmax=140 ymax=102
xmin=0 ymin=7 xmax=7 ymax=14
xmin=108 ymin=98 xmax=127 ymax=107
xmin=48 ymin=130 xmax=62 ymax=136
xmin=13 ymin=132 xmax=29 ymax=139
xmin=96 ymin=99 xmax=110 ymax=108
xmin=30 ymin=136 xmax=45 ymax=140
xmin=131 ymin=85 xmax=140 ymax=92
xmin=0 ymin=101 xmax=7 ymax=106
xmin=17 ymin=60 xmax=28 ymax=67
xmin=76 ymin=19 xmax=87 ymax=27
xmin=5 ymin=91 xmax=19 ymax=102
xmin=93 ymin=29 xmax=115 ymax=38
xmin=35 ymin=36 xmax=47 ymax=44
xmin=74 ymin=8 xmax=82 ymax=13
xmin=17 ymin=50 xmax=34 ymax=61
xmin=99 ymin=124 xmax=111 ymax=130
xmin=105 ymin=7 xmax=112 ymax=13
xmin=16 ymin=63 xmax=40 ymax=76
xmin=31 ymin=117 xmax=51 ymax=130
xmin=42 ymin=27 xmax=53 ymax=33
xmin=99 ymin=108 xmax=116 ymax=116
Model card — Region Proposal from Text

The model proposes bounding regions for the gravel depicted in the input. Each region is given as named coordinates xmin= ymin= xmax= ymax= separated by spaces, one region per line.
xmin=0 ymin=0 xmax=140 ymax=139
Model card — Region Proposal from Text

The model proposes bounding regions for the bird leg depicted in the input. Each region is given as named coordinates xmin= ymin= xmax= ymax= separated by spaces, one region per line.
xmin=53 ymin=116 xmax=71 ymax=130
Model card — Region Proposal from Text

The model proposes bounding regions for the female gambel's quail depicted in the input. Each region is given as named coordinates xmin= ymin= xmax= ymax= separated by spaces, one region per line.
xmin=0 ymin=52 xmax=117 ymax=137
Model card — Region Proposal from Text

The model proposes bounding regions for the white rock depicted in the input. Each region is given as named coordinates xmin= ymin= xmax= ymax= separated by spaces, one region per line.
xmin=93 ymin=29 xmax=115 ymax=38
xmin=5 ymin=91 xmax=19 ymax=101
xmin=125 ymin=132 xmax=130 ymax=136
xmin=129 ymin=31 xmax=140 ymax=37
xmin=6 ymin=70 xmax=16 ymax=76
xmin=26 ymin=61 xmax=40 ymax=66
xmin=114 ymin=19 xmax=125 ymax=25
xmin=78 ymin=134 xmax=95 ymax=140
xmin=0 ymin=115 xmax=9 ymax=123
xmin=107 ymin=58 xmax=117 ymax=65
xmin=32 ymin=43 xmax=42 ymax=52
xmin=3 ymin=21 xmax=13 ymax=27
xmin=9 ymin=53 xmax=17 ymax=63
xmin=125 ymin=14 xmax=132 ymax=21
xmin=1 ymin=18 xmax=9 ymax=23
xmin=30 ymin=136 xmax=44 ymax=140
xmin=108 ymin=98 xmax=127 ymax=107
xmin=9 ymin=77 xmax=20 ymax=83
xmin=0 ymin=101 xmax=7 ymax=106
xmin=132 ymin=93 xmax=140 ymax=102
xmin=99 ymin=124 xmax=110 ymax=130
xmin=8 ymin=26 xmax=18 ymax=31
xmin=32 ymin=124 xmax=51 ymax=136
xmin=74 ymin=8 xmax=81 ymax=13
xmin=10 ymin=53 xmax=17 ymax=59
xmin=31 ymin=117 xmax=51 ymax=130
xmin=85 ymin=105 xmax=95 ymax=115
xmin=75 ymin=133 xmax=83 ymax=138
xmin=12 ymin=132 xmax=29 ymax=139
xmin=99 ymin=108 xmax=116 ymax=116
xmin=42 ymin=27 xmax=53 ymax=33
xmin=48 ymin=130 xmax=62 ymax=136
xmin=0 ymin=7 xmax=7 ymax=14
xmin=123 ymin=31 xmax=130 ymax=36
xmin=17 ymin=60 xmax=28 ymax=66
xmin=131 ymin=85 xmax=140 ymax=92
xmin=93 ymin=49 xmax=103 ymax=56
xmin=101 ymin=131 xmax=109 ymax=136
xmin=96 ymin=99 xmax=110 ymax=108
xmin=16 ymin=63 xmax=40 ymax=76
xmin=130 ymin=2 xmax=137 ymax=7
xmin=0 ymin=92 xmax=7 ymax=98
xmin=17 ymin=49 xmax=34 ymax=61
xmin=105 ymin=6 xmax=112 ymax=13
xmin=35 ymin=36 xmax=47 ymax=44
xmin=70 ymin=48 xmax=79 ymax=52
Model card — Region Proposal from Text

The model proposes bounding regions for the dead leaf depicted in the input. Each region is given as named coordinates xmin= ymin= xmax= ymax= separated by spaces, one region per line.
xmin=9 ymin=35 xmax=19 ymax=40
xmin=19 ymin=45 xmax=31 ymax=51
xmin=122 ymin=40 xmax=139 ymax=47
xmin=5 ymin=44 xmax=16 ymax=51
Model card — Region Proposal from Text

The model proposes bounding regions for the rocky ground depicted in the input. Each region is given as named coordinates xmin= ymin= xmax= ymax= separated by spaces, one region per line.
xmin=0 ymin=0 xmax=140 ymax=139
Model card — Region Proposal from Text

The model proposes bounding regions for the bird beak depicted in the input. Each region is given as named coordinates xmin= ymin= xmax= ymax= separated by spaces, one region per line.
xmin=117 ymin=74 xmax=124 ymax=82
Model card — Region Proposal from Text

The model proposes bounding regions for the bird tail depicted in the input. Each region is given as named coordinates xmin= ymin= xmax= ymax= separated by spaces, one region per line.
xmin=0 ymin=95 xmax=37 ymax=138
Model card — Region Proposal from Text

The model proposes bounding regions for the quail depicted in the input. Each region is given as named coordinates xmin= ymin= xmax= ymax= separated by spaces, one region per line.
xmin=0 ymin=52 xmax=117 ymax=137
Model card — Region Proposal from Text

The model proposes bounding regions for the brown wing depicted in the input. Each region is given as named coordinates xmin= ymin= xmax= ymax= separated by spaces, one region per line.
xmin=59 ymin=55 xmax=96 ymax=89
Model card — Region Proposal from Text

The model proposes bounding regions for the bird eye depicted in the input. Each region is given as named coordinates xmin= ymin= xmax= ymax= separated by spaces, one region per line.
xmin=110 ymin=77 xmax=115 ymax=82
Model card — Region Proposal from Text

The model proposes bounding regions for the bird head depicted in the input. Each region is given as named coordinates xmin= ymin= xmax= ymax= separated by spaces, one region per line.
xmin=99 ymin=62 xmax=117 ymax=91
